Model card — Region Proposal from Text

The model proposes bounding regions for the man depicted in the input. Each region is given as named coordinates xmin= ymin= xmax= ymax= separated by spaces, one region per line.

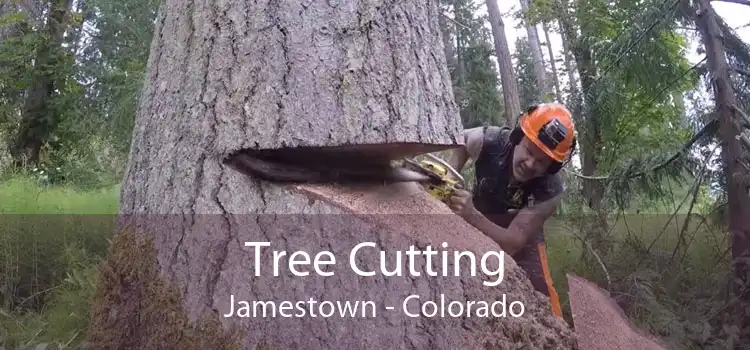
xmin=445 ymin=103 xmax=577 ymax=318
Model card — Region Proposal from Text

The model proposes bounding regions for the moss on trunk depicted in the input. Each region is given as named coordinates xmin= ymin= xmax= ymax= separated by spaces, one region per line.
xmin=84 ymin=228 xmax=244 ymax=350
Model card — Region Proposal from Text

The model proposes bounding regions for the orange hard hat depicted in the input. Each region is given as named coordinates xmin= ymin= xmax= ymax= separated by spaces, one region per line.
xmin=519 ymin=103 xmax=576 ymax=162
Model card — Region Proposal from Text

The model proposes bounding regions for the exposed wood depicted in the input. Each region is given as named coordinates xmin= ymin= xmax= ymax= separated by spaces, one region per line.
xmin=567 ymin=274 xmax=670 ymax=350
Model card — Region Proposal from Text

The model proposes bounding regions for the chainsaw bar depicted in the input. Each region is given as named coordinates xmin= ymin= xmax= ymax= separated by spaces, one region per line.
xmin=400 ymin=158 xmax=445 ymax=184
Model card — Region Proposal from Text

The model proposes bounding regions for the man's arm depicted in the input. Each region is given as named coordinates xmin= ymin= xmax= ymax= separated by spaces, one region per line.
xmin=504 ymin=176 xmax=565 ymax=251
xmin=456 ymin=175 xmax=564 ymax=255
xmin=462 ymin=193 xmax=561 ymax=255
xmin=447 ymin=127 xmax=484 ymax=174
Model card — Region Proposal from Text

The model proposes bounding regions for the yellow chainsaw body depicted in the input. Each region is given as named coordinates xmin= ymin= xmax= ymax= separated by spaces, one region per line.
xmin=417 ymin=159 xmax=461 ymax=202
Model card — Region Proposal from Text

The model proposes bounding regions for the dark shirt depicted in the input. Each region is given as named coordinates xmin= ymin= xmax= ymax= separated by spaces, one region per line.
xmin=471 ymin=126 xmax=564 ymax=254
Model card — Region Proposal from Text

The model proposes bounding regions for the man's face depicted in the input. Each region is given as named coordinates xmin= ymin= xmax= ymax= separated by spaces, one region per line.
xmin=511 ymin=136 xmax=555 ymax=182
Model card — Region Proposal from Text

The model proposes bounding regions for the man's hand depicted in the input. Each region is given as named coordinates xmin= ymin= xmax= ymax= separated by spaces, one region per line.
xmin=447 ymin=188 xmax=475 ymax=218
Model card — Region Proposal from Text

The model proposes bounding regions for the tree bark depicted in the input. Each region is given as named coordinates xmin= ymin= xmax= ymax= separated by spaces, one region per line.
xmin=694 ymin=0 xmax=750 ymax=347
xmin=561 ymin=38 xmax=578 ymax=101
xmin=672 ymin=91 xmax=687 ymax=127
xmin=556 ymin=10 xmax=578 ymax=105
xmin=519 ymin=0 xmax=550 ymax=101
xmin=542 ymin=22 xmax=563 ymax=102
xmin=485 ymin=0 xmax=521 ymax=125
xmin=454 ymin=0 xmax=466 ymax=87
xmin=85 ymin=0 xmax=576 ymax=348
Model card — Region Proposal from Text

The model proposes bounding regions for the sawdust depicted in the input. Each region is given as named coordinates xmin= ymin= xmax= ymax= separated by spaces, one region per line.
xmin=567 ymin=273 xmax=672 ymax=350
xmin=292 ymin=182 xmax=577 ymax=349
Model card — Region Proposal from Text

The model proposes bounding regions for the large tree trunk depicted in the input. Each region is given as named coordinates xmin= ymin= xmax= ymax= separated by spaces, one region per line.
xmin=519 ymin=0 xmax=550 ymax=101
xmin=84 ymin=1 xmax=576 ymax=349
xmin=485 ymin=0 xmax=521 ymax=125
xmin=694 ymin=0 xmax=750 ymax=347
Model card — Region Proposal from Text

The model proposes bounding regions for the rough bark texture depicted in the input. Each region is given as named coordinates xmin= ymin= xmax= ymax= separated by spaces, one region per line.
xmin=90 ymin=0 xmax=577 ymax=349
xmin=119 ymin=0 xmax=469 ymax=214
xmin=694 ymin=1 xmax=750 ymax=347
xmin=123 ymin=0 xmax=463 ymax=178
xmin=485 ymin=0 xmax=521 ymax=125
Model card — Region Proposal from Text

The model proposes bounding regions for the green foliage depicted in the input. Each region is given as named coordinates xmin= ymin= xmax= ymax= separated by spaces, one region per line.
xmin=0 ymin=19 xmax=39 ymax=128
xmin=545 ymin=210 xmax=732 ymax=349
xmin=550 ymin=0 xmax=702 ymax=213
xmin=441 ymin=0 xmax=505 ymax=128
xmin=0 ymin=176 xmax=118 ymax=349
xmin=0 ymin=0 xmax=158 ymax=188
xmin=514 ymin=37 xmax=543 ymax=108
xmin=80 ymin=0 xmax=160 ymax=154
xmin=458 ymin=42 xmax=504 ymax=127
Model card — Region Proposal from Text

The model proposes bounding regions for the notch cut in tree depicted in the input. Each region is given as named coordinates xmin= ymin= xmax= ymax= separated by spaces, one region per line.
xmin=86 ymin=0 xmax=577 ymax=349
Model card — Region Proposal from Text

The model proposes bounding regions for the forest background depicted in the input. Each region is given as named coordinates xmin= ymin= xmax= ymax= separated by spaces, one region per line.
xmin=1 ymin=0 xmax=749 ymax=349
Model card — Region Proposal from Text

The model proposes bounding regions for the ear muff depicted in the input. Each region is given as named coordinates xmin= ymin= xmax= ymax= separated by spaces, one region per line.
xmin=509 ymin=105 xmax=540 ymax=145
xmin=509 ymin=125 xmax=524 ymax=145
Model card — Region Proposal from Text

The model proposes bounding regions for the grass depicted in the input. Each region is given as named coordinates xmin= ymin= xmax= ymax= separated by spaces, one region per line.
xmin=0 ymin=176 xmax=119 ymax=214
xmin=0 ymin=174 xmax=732 ymax=349
xmin=0 ymin=176 xmax=119 ymax=349
xmin=543 ymin=212 xmax=731 ymax=349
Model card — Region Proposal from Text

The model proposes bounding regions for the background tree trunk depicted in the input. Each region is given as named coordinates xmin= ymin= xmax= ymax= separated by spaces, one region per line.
xmin=519 ymin=0 xmax=550 ymax=102
xmin=541 ymin=22 xmax=563 ymax=102
xmin=694 ymin=0 xmax=750 ymax=346
xmin=85 ymin=0 xmax=575 ymax=348
xmin=438 ymin=3 xmax=457 ymax=73
xmin=485 ymin=0 xmax=521 ymax=125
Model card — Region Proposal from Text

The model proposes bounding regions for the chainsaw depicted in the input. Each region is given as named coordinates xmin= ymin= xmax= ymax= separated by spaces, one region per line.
xmin=399 ymin=153 xmax=465 ymax=202
xmin=223 ymin=147 xmax=466 ymax=203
